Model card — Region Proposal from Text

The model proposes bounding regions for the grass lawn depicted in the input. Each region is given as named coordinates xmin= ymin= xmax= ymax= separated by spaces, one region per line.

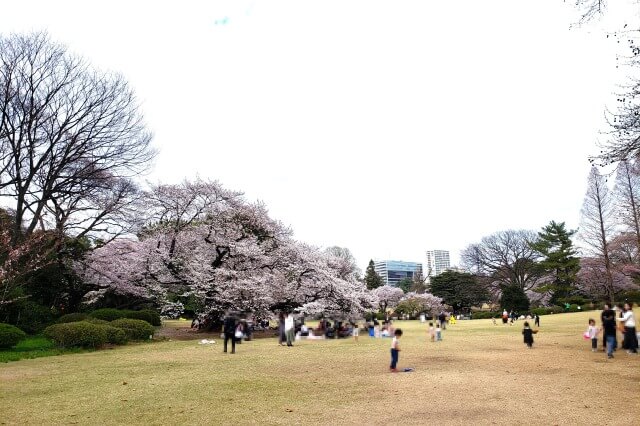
xmin=1 ymin=310 xmax=638 ymax=425
xmin=0 ymin=336 xmax=86 ymax=363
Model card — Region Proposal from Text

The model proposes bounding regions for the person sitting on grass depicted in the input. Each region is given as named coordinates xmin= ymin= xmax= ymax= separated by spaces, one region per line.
xmin=390 ymin=328 xmax=403 ymax=372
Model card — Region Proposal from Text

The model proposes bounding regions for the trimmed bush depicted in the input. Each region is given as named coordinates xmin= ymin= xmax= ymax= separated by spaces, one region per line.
xmin=89 ymin=308 xmax=127 ymax=322
xmin=531 ymin=306 xmax=565 ymax=316
xmin=99 ymin=325 xmax=128 ymax=345
xmin=43 ymin=322 xmax=107 ymax=348
xmin=110 ymin=319 xmax=155 ymax=341
xmin=0 ymin=323 xmax=27 ymax=348
xmin=57 ymin=313 xmax=89 ymax=323
xmin=471 ymin=311 xmax=500 ymax=320
xmin=82 ymin=317 xmax=110 ymax=325
xmin=127 ymin=309 xmax=162 ymax=326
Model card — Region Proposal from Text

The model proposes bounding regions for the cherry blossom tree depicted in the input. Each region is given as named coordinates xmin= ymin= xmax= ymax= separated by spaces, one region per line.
xmin=373 ymin=285 xmax=404 ymax=313
xmin=77 ymin=179 xmax=372 ymax=320
xmin=576 ymin=257 xmax=637 ymax=300
xmin=394 ymin=292 xmax=443 ymax=318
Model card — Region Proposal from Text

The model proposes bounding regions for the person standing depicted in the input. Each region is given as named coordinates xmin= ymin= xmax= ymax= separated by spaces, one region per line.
xmin=389 ymin=328 xmax=403 ymax=372
xmin=586 ymin=318 xmax=599 ymax=352
xmin=285 ymin=312 xmax=295 ymax=347
xmin=602 ymin=307 xmax=617 ymax=359
xmin=439 ymin=312 xmax=446 ymax=330
xmin=223 ymin=313 xmax=237 ymax=354
xmin=534 ymin=314 xmax=540 ymax=328
xmin=617 ymin=302 xmax=638 ymax=354
xmin=278 ymin=312 xmax=286 ymax=346
xmin=352 ymin=322 xmax=359 ymax=342
xmin=601 ymin=304 xmax=617 ymax=352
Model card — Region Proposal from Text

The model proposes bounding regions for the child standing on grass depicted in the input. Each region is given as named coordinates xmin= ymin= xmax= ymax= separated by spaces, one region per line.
xmin=436 ymin=324 xmax=442 ymax=341
xmin=586 ymin=319 xmax=599 ymax=352
xmin=428 ymin=322 xmax=435 ymax=342
xmin=522 ymin=321 xmax=534 ymax=348
xmin=352 ymin=322 xmax=359 ymax=342
xmin=390 ymin=328 xmax=403 ymax=372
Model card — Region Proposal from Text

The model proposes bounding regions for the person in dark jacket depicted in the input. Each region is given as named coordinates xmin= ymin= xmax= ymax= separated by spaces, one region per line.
xmin=223 ymin=314 xmax=237 ymax=354
xmin=602 ymin=306 xmax=618 ymax=359
xmin=601 ymin=304 xmax=617 ymax=352
xmin=522 ymin=321 xmax=534 ymax=348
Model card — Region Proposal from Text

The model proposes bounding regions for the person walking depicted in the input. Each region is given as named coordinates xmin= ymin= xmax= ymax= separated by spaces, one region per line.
xmin=617 ymin=302 xmax=638 ymax=354
xmin=522 ymin=321 xmax=535 ymax=348
xmin=534 ymin=314 xmax=540 ymax=327
xmin=223 ymin=313 xmax=237 ymax=354
xmin=285 ymin=312 xmax=295 ymax=347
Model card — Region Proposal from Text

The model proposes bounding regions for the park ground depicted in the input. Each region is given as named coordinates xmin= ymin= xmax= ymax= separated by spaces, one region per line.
xmin=1 ymin=310 xmax=639 ymax=425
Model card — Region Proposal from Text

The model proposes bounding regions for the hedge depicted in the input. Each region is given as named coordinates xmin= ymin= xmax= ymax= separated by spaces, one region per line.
xmin=110 ymin=319 xmax=155 ymax=341
xmin=126 ymin=309 xmax=162 ymax=326
xmin=82 ymin=317 xmax=110 ymax=325
xmin=531 ymin=306 xmax=565 ymax=316
xmin=89 ymin=308 xmax=127 ymax=322
xmin=471 ymin=311 xmax=500 ymax=320
xmin=101 ymin=325 xmax=128 ymax=345
xmin=57 ymin=313 xmax=89 ymax=323
xmin=89 ymin=309 xmax=161 ymax=325
xmin=44 ymin=322 xmax=107 ymax=348
xmin=0 ymin=323 xmax=27 ymax=348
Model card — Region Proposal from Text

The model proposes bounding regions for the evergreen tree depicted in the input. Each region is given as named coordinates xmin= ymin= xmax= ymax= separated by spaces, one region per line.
xmin=429 ymin=271 xmax=490 ymax=312
xmin=364 ymin=260 xmax=383 ymax=290
xmin=500 ymin=284 xmax=530 ymax=312
xmin=398 ymin=278 xmax=413 ymax=293
xmin=530 ymin=221 xmax=580 ymax=305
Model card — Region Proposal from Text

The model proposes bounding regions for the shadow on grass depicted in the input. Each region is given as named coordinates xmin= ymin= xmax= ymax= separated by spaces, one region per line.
xmin=0 ymin=336 xmax=87 ymax=363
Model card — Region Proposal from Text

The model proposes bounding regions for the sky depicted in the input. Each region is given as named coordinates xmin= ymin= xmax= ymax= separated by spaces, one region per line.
xmin=0 ymin=0 xmax=633 ymax=269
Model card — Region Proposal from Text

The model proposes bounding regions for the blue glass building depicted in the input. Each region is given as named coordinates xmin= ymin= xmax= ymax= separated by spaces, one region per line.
xmin=374 ymin=260 xmax=423 ymax=287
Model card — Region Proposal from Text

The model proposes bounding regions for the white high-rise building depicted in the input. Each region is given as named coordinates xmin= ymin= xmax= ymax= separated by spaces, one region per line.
xmin=425 ymin=250 xmax=450 ymax=277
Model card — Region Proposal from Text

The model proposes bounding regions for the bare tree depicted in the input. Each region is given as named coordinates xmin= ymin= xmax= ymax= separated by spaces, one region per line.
xmin=460 ymin=230 xmax=544 ymax=292
xmin=573 ymin=0 xmax=607 ymax=25
xmin=0 ymin=32 xmax=155 ymax=245
xmin=613 ymin=159 xmax=640 ymax=259
xmin=579 ymin=166 xmax=616 ymax=301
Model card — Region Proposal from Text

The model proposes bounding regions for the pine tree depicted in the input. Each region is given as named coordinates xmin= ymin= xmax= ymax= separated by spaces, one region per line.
xmin=530 ymin=221 xmax=580 ymax=305
xmin=364 ymin=260 xmax=383 ymax=290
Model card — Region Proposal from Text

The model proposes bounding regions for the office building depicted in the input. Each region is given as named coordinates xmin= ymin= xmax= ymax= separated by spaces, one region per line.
xmin=425 ymin=250 xmax=450 ymax=277
xmin=374 ymin=260 xmax=423 ymax=287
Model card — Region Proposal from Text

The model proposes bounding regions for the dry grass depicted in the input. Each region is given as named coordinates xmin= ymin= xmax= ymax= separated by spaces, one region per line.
xmin=1 ymin=310 xmax=639 ymax=425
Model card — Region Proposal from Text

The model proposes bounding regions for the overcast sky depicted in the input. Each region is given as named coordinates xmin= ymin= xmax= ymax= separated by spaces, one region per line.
xmin=1 ymin=0 xmax=632 ymax=269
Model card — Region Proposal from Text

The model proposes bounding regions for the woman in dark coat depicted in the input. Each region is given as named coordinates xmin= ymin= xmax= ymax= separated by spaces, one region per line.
xmin=522 ymin=321 xmax=534 ymax=348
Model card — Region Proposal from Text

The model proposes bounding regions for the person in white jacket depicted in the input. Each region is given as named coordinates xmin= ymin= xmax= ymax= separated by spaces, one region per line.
xmin=617 ymin=303 xmax=638 ymax=354
xmin=284 ymin=313 xmax=295 ymax=347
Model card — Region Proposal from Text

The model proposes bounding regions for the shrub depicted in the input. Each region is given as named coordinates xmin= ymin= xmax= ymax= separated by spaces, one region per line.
xmin=471 ymin=311 xmax=499 ymax=320
xmin=83 ymin=317 xmax=109 ymax=325
xmin=127 ymin=309 xmax=162 ymax=326
xmin=531 ymin=306 xmax=565 ymax=316
xmin=98 ymin=325 xmax=128 ymax=345
xmin=0 ymin=323 xmax=27 ymax=348
xmin=43 ymin=322 xmax=107 ymax=348
xmin=110 ymin=319 xmax=155 ymax=341
xmin=57 ymin=313 xmax=89 ymax=323
xmin=89 ymin=308 xmax=127 ymax=322
xmin=13 ymin=301 xmax=55 ymax=334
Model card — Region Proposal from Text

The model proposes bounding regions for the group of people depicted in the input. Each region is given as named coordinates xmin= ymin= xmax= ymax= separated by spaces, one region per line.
xmin=586 ymin=302 xmax=638 ymax=359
